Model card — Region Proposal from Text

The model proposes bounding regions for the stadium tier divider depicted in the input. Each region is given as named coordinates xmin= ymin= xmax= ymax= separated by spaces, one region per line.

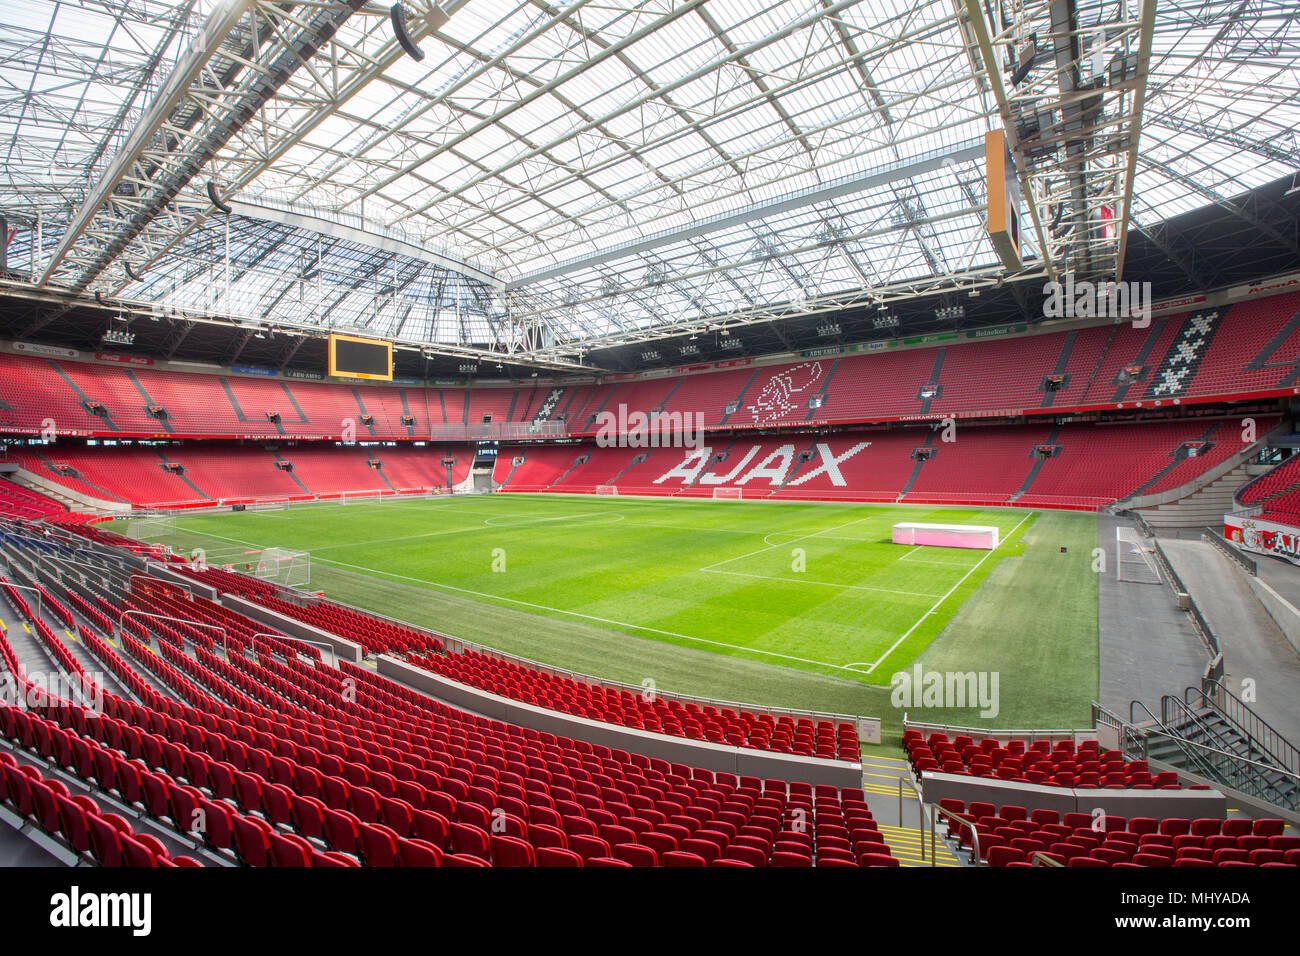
xmin=380 ymin=655 xmax=863 ymax=788
xmin=918 ymin=771 xmax=1228 ymax=821
xmin=297 ymin=593 xmax=880 ymax=744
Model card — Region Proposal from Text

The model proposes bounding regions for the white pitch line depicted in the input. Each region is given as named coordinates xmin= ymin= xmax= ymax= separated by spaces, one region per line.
xmin=699 ymin=568 xmax=944 ymax=598
xmin=858 ymin=512 xmax=1034 ymax=675
xmin=169 ymin=526 xmax=854 ymax=672
xmin=272 ymin=510 xmax=618 ymax=554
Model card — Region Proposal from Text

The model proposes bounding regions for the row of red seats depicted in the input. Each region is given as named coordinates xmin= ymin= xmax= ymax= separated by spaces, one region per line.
xmin=411 ymin=650 xmax=859 ymax=762
xmin=3 ymin=532 xmax=885 ymax=866
xmin=0 ymin=625 xmax=201 ymax=867
xmin=905 ymin=730 xmax=1180 ymax=789
xmin=937 ymin=798 xmax=1294 ymax=868
xmin=248 ymin=592 xmax=442 ymax=657
xmin=159 ymin=555 xmax=860 ymax=765
xmin=496 ymin=416 xmax=1267 ymax=511
xmin=0 ymin=480 xmax=67 ymax=521
xmin=3 ymin=293 xmax=1297 ymax=443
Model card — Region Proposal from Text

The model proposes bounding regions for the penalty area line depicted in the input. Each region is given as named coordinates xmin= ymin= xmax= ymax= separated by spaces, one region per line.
xmin=857 ymin=512 xmax=1033 ymax=675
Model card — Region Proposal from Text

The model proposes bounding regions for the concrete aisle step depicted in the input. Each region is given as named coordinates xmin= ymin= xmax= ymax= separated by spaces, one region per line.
xmin=859 ymin=753 xmax=971 ymax=867
xmin=876 ymin=824 xmax=964 ymax=867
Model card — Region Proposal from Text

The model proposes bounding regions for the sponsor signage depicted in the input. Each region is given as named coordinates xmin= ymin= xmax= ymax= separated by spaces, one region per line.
xmin=1228 ymin=271 xmax=1300 ymax=301
xmin=95 ymin=352 xmax=154 ymax=365
xmin=13 ymin=342 xmax=80 ymax=358
xmin=1151 ymin=294 xmax=1207 ymax=314
xmin=902 ymin=332 xmax=959 ymax=346
xmin=713 ymin=358 xmax=752 ymax=369
xmin=231 ymin=365 xmax=278 ymax=377
xmin=391 ymin=376 xmax=423 ymax=385
xmin=430 ymin=378 xmax=468 ymax=386
xmin=1224 ymin=513 xmax=1300 ymax=565
xmin=283 ymin=369 xmax=323 ymax=381
xmin=966 ymin=323 xmax=1026 ymax=339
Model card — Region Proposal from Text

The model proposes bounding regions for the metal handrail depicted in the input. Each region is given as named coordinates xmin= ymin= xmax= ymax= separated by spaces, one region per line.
xmin=0 ymin=579 xmax=44 ymax=621
xmin=932 ymin=803 xmax=980 ymax=868
xmin=1159 ymin=694 xmax=1255 ymax=783
xmin=267 ymin=634 xmax=336 ymax=668
xmin=118 ymin=609 xmax=229 ymax=656
xmin=903 ymin=716 xmax=1094 ymax=746
xmin=896 ymin=775 xmax=980 ymax=867
xmin=898 ymin=774 xmax=923 ymax=833
xmin=1126 ymin=695 xmax=1300 ymax=807
xmin=1193 ymin=680 xmax=1300 ymax=774
xmin=1029 ymin=851 xmax=1064 ymax=867
xmin=1128 ymin=699 xmax=1221 ymax=782
xmin=1140 ymin=728 xmax=1300 ymax=786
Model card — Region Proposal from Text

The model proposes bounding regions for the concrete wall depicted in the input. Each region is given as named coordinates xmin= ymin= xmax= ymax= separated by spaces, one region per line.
xmin=1244 ymin=575 xmax=1300 ymax=656
xmin=920 ymin=771 xmax=1227 ymax=819
xmin=380 ymin=655 xmax=864 ymax=788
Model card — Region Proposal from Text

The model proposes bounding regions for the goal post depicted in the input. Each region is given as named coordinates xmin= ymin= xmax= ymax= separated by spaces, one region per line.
xmin=127 ymin=515 xmax=176 ymax=540
xmin=1116 ymin=527 xmax=1162 ymax=585
xmin=244 ymin=499 xmax=290 ymax=512
xmin=254 ymin=547 xmax=311 ymax=587
xmin=595 ymin=485 xmax=619 ymax=496
xmin=711 ymin=487 xmax=743 ymax=500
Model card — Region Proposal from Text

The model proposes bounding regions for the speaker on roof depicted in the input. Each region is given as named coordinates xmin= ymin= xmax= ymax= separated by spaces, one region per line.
xmin=206 ymin=180 xmax=232 ymax=214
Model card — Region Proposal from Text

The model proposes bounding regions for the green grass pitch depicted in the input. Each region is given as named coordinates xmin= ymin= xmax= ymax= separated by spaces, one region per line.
xmin=119 ymin=494 xmax=1100 ymax=748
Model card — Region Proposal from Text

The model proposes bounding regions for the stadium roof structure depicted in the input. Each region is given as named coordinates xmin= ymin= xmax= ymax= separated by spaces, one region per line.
xmin=0 ymin=0 xmax=1296 ymax=369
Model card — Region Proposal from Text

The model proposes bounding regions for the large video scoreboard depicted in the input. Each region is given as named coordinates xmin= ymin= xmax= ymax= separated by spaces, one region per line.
xmin=328 ymin=333 xmax=393 ymax=382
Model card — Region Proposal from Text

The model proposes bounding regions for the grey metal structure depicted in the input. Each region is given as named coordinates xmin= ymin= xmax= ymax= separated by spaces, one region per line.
xmin=0 ymin=0 xmax=1295 ymax=364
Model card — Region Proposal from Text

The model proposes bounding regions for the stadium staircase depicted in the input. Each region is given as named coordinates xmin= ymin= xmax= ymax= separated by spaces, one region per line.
xmin=1138 ymin=461 xmax=1270 ymax=529
xmin=1124 ymin=686 xmax=1300 ymax=812
xmin=1122 ymin=418 xmax=1288 ymax=528
xmin=860 ymin=753 xmax=966 ymax=867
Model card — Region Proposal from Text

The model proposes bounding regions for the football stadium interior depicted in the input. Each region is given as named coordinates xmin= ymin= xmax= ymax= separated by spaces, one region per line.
xmin=0 ymin=0 xmax=1298 ymax=891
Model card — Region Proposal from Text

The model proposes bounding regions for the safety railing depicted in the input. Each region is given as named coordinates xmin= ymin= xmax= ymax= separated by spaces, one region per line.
xmin=1192 ymin=680 xmax=1300 ymax=775
xmin=897 ymin=775 xmax=979 ymax=866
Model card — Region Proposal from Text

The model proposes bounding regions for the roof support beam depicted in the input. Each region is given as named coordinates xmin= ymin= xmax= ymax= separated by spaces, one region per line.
xmin=1115 ymin=0 xmax=1158 ymax=281
xmin=508 ymin=141 xmax=985 ymax=289
xmin=39 ymin=0 xmax=371 ymax=293
xmin=960 ymin=0 xmax=1056 ymax=281
xmin=36 ymin=0 xmax=258 ymax=288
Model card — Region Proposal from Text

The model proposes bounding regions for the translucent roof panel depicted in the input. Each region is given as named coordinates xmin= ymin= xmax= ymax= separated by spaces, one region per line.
xmin=0 ymin=0 xmax=1295 ymax=350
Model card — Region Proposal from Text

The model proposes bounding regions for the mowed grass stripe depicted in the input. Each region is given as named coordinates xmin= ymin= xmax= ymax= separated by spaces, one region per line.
xmin=121 ymin=497 xmax=1098 ymax=747
xmin=142 ymin=496 xmax=1031 ymax=682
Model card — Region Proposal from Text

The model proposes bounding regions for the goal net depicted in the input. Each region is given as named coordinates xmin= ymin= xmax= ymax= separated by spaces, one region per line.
xmin=595 ymin=485 xmax=619 ymax=496
xmin=245 ymin=499 xmax=290 ymax=512
xmin=1116 ymin=527 xmax=1161 ymax=585
xmin=711 ymin=487 xmax=743 ymax=500
xmin=254 ymin=547 xmax=311 ymax=587
xmin=127 ymin=515 xmax=176 ymax=540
